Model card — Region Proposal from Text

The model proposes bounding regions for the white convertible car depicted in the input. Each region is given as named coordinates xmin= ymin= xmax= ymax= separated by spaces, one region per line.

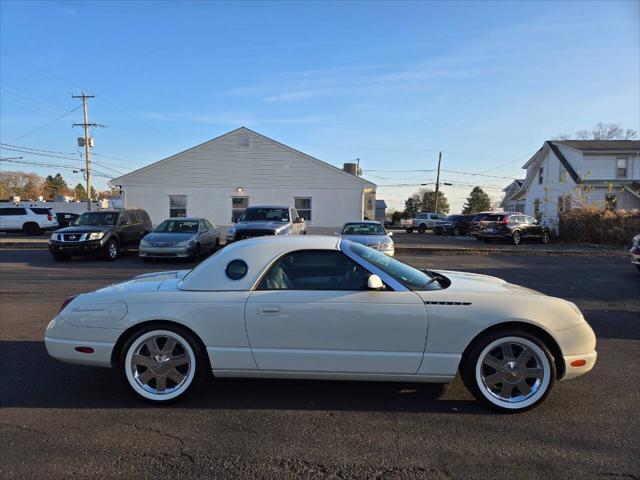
xmin=45 ymin=236 xmax=597 ymax=411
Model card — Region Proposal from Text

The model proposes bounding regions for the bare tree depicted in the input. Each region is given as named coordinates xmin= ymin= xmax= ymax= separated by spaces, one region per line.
xmin=556 ymin=123 xmax=637 ymax=141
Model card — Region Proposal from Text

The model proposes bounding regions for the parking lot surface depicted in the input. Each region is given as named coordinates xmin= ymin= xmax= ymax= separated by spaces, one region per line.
xmin=1 ymin=249 xmax=638 ymax=479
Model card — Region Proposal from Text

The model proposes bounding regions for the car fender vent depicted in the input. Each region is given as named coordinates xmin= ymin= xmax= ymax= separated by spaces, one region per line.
xmin=424 ymin=301 xmax=472 ymax=306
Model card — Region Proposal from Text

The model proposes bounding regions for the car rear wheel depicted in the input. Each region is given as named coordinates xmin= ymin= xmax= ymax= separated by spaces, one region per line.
xmin=541 ymin=231 xmax=550 ymax=244
xmin=23 ymin=222 xmax=42 ymax=236
xmin=512 ymin=231 xmax=522 ymax=245
xmin=461 ymin=331 xmax=556 ymax=412
xmin=418 ymin=224 xmax=426 ymax=234
xmin=104 ymin=239 xmax=119 ymax=261
xmin=120 ymin=326 xmax=206 ymax=403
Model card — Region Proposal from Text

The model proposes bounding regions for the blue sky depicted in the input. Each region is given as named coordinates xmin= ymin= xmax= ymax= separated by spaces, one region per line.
xmin=1 ymin=0 xmax=638 ymax=212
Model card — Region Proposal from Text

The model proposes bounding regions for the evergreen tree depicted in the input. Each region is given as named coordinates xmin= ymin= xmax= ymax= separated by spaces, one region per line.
xmin=462 ymin=186 xmax=492 ymax=214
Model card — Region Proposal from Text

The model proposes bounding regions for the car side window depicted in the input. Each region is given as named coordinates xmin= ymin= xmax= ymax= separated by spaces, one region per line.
xmin=205 ymin=220 xmax=215 ymax=230
xmin=118 ymin=213 xmax=128 ymax=225
xmin=129 ymin=212 xmax=141 ymax=225
xmin=199 ymin=220 xmax=208 ymax=232
xmin=257 ymin=250 xmax=371 ymax=291
xmin=0 ymin=208 xmax=26 ymax=216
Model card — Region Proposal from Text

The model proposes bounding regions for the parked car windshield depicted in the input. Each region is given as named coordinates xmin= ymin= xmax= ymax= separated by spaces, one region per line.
xmin=443 ymin=215 xmax=462 ymax=222
xmin=484 ymin=214 xmax=507 ymax=222
xmin=342 ymin=222 xmax=385 ymax=235
xmin=155 ymin=220 xmax=199 ymax=233
xmin=347 ymin=241 xmax=441 ymax=290
xmin=239 ymin=207 xmax=289 ymax=222
xmin=73 ymin=212 xmax=119 ymax=226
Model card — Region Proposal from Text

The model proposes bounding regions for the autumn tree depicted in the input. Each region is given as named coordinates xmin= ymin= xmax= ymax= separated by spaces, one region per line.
xmin=462 ymin=186 xmax=492 ymax=214
xmin=0 ymin=171 xmax=45 ymax=200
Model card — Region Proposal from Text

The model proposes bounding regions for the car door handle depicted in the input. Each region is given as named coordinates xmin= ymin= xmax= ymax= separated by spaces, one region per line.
xmin=258 ymin=306 xmax=281 ymax=315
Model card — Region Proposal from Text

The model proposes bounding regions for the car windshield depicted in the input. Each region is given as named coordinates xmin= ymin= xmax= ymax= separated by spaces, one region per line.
xmin=155 ymin=220 xmax=199 ymax=233
xmin=347 ymin=241 xmax=440 ymax=290
xmin=73 ymin=212 xmax=119 ymax=226
xmin=342 ymin=223 xmax=385 ymax=235
xmin=239 ymin=207 xmax=289 ymax=222
xmin=443 ymin=215 xmax=461 ymax=221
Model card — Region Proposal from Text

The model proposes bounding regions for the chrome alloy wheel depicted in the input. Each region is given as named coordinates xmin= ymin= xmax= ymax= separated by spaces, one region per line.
xmin=475 ymin=336 xmax=551 ymax=409
xmin=125 ymin=330 xmax=196 ymax=401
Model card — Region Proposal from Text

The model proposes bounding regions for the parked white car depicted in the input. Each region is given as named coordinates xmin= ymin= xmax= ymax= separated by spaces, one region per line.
xmin=0 ymin=205 xmax=59 ymax=235
xmin=45 ymin=235 xmax=597 ymax=411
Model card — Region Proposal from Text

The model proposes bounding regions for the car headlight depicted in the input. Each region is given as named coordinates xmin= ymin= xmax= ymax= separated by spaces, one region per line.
xmin=176 ymin=239 xmax=196 ymax=248
xmin=87 ymin=232 xmax=105 ymax=241
xmin=634 ymin=235 xmax=640 ymax=247
xmin=140 ymin=238 xmax=150 ymax=247
xmin=50 ymin=233 xmax=59 ymax=241
xmin=380 ymin=241 xmax=394 ymax=250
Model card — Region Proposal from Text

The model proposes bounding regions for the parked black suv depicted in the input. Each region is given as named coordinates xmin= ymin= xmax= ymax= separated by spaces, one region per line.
xmin=433 ymin=214 xmax=476 ymax=236
xmin=478 ymin=213 xmax=551 ymax=245
xmin=49 ymin=209 xmax=152 ymax=261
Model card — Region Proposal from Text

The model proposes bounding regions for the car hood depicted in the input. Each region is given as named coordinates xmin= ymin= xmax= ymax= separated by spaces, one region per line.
xmin=426 ymin=270 xmax=545 ymax=297
xmin=342 ymin=234 xmax=392 ymax=246
xmin=55 ymin=225 xmax=112 ymax=233
xmin=144 ymin=232 xmax=195 ymax=243
xmin=233 ymin=221 xmax=290 ymax=232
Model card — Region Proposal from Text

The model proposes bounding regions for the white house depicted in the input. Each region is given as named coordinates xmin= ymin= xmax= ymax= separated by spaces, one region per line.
xmin=500 ymin=179 xmax=525 ymax=213
xmin=110 ymin=127 xmax=377 ymax=233
xmin=506 ymin=140 xmax=640 ymax=229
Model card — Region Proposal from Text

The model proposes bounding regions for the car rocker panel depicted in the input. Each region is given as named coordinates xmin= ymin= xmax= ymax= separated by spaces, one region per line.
xmin=44 ymin=235 xmax=597 ymax=411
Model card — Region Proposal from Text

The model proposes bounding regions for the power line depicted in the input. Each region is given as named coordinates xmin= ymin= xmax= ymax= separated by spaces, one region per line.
xmin=12 ymin=105 xmax=82 ymax=141
xmin=0 ymin=158 xmax=113 ymax=178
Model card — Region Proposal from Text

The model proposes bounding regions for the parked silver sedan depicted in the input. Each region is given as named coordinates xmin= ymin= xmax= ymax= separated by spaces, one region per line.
xmin=139 ymin=218 xmax=220 ymax=261
xmin=338 ymin=221 xmax=394 ymax=256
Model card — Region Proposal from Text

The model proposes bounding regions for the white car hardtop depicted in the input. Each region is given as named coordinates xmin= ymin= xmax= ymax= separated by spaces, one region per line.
xmin=45 ymin=235 xmax=596 ymax=411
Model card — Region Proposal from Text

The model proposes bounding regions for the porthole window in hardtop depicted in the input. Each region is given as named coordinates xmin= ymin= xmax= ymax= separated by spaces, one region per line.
xmin=226 ymin=260 xmax=248 ymax=280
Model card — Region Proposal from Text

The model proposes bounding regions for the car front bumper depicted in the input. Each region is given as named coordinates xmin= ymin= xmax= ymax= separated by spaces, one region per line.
xmin=139 ymin=245 xmax=195 ymax=258
xmin=49 ymin=239 xmax=107 ymax=256
xmin=44 ymin=336 xmax=115 ymax=367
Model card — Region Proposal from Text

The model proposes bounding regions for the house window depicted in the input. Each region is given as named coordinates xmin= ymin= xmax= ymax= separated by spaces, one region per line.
xmin=558 ymin=195 xmax=572 ymax=214
xmin=232 ymin=196 xmax=249 ymax=222
xmin=559 ymin=163 xmax=565 ymax=182
xmin=605 ymin=194 xmax=617 ymax=210
xmin=538 ymin=167 xmax=544 ymax=184
xmin=237 ymin=133 xmax=250 ymax=147
xmin=616 ymin=158 xmax=628 ymax=178
xmin=533 ymin=199 xmax=541 ymax=221
xmin=294 ymin=197 xmax=312 ymax=222
xmin=169 ymin=195 xmax=187 ymax=217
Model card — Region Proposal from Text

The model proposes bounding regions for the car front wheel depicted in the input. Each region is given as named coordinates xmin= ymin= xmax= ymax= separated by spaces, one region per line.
xmin=541 ymin=231 xmax=550 ymax=244
xmin=418 ymin=224 xmax=426 ymax=234
xmin=120 ymin=326 xmax=206 ymax=403
xmin=104 ymin=239 xmax=119 ymax=261
xmin=512 ymin=231 xmax=522 ymax=245
xmin=461 ymin=331 xmax=556 ymax=412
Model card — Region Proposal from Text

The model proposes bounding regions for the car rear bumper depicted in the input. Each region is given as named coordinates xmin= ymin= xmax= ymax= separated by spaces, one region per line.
xmin=44 ymin=336 xmax=114 ymax=367
xmin=49 ymin=239 xmax=106 ymax=256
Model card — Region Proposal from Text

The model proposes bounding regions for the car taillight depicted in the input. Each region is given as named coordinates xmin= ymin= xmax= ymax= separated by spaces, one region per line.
xmin=47 ymin=214 xmax=53 ymax=221
xmin=59 ymin=295 xmax=78 ymax=313
xmin=502 ymin=216 xmax=510 ymax=224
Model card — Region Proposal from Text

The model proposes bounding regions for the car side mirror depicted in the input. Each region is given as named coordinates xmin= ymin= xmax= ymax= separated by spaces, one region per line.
xmin=367 ymin=274 xmax=385 ymax=290
xmin=387 ymin=231 xmax=394 ymax=237
xmin=294 ymin=217 xmax=304 ymax=224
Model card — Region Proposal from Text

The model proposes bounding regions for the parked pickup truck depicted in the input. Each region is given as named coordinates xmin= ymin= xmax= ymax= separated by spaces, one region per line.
xmin=401 ymin=212 xmax=446 ymax=233
xmin=226 ymin=205 xmax=306 ymax=243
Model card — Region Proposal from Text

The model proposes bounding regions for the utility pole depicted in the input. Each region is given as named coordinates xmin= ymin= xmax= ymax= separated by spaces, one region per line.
xmin=434 ymin=151 xmax=442 ymax=214
xmin=72 ymin=93 xmax=96 ymax=211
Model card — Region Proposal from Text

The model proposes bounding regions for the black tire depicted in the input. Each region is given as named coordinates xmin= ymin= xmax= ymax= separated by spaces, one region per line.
xmin=460 ymin=328 xmax=556 ymax=412
xmin=512 ymin=231 xmax=522 ymax=246
xmin=118 ymin=324 xmax=208 ymax=404
xmin=405 ymin=228 xmax=414 ymax=233
xmin=418 ymin=224 xmax=427 ymax=234
xmin=23 ymin=222 xmax=41 ymax=236
xmin=52 ymin=253 xmax=70 ymax=261
xmin=104 ymin=238 xmax=119 ymax=261
xmin=541 ymin=231 xmax=550 ymax=244
xmin=190 ymin=243 xmax=201 ymax=262
xmin=453 ymin=227 xmax=460 ymax=236
xmin=213 ymin=238 xmax=220 ymax=252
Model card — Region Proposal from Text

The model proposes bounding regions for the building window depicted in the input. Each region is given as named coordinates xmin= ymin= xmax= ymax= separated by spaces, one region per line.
xmin=558 ymin=194 xmax=572 ymax=214
xmin=538 ymin=167 xmax=544 ymax=184
xmin=605 ymin=194 xmax=617 ymax=210
xmin=294 ymin=197 xmax=312 ymax=222
xmin=616 ymin=158 xmax=628 ymax=178
xmin=237 ymin=133 xmax=250 ymax=147
xmin=559 ymin=163 xmax=565 ymax=182
xmin=232 ymin=196 xmax=249 ymax=222
xmin=169 ymin=195 xmax=187 ymax=217
xmin=533 ymin=199 xmax=541 ymax=220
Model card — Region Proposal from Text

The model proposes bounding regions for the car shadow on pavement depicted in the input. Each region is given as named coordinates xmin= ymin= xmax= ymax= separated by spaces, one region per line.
xmin=0 ymin=340 xmax=486 ymax=414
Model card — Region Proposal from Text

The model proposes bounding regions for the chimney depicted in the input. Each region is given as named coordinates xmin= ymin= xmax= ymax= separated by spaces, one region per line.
xmin=343 ymin=160 xmax=362 ymax=176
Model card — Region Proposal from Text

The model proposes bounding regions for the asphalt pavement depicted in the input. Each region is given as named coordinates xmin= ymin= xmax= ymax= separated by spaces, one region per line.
xmin=0 ymin=249 xmax=638 ymax=479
